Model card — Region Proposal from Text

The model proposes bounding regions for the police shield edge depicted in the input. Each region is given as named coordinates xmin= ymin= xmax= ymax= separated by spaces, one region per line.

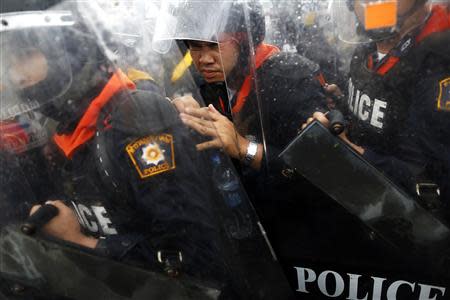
xmin=0 ymin=0 xmax=294 ymax=299
xmin=1 ymin=0 xmax=449 ymax=299
xmin=152 ymin=1 xmax=296 ymax=298
xmin=0 ymin=226 xmax=220 ymax=300
xmin=280 ymin=121 xmax=450 ymax=296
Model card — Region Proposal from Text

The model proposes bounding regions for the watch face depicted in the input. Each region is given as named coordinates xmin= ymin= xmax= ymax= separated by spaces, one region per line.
xmin=248 ymin=142 xmax=258 ymax=155
xmin=244 ymin=141 xmax=258 ymax=165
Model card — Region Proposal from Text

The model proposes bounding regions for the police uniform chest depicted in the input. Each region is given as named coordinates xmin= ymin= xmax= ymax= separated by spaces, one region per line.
xmin=55 ymin=143 xmax=121 ymax=238
xmin=346 ymin=45 xmax=417 ymax=151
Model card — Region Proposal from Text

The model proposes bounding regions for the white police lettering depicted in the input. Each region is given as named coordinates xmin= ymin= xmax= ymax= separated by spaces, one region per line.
xmin=294 ymin=267 xmax=446 ymax=299
xmin=318 ymin=271 xmax=345 ymax=297
xmin=92 ymin=206 xmax=118 ymax=235
xmin=371 ymin=99 xmax=387 ymax=129
xmin=77 ymin=204 xmax=98 ymax=232
xmin=72 ymin=203 xmax=117 ymax=235
xmin=358 ymin=94 xmax=371 ymax=121
xmin=372 ymin=277 xmax=387 ymax=300
xmin=348 ymin=274 xmax=369 ymax=300
xmin=348 ymin=78 xmax=388 ymax=129
xmin=387 ymin=281 xmax=415 ymax=300
xmin=295 ymin=267 xmax=316 ymax=293
xmin=418 ymin=284 xmax=447 ymax=300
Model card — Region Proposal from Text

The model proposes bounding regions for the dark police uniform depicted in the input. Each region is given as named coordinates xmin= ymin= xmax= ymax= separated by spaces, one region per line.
xmin=197 ymin=45 xmax=348 ymax=290
xmin=343 ymin=5 xmax=450 ymax=210
xmin=199 ymin=46 xmax=326 ymax=209
xmin=200 ymin=46 xmax=325 ymax=173
xmin=43 ymin=71 xmax=227 ymax=282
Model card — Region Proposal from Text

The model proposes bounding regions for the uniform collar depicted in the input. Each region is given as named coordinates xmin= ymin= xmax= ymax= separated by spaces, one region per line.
xmin=53 ymin=69 xmax=136 ymax=158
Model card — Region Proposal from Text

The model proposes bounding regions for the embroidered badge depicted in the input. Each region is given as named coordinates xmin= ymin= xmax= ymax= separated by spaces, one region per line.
xmin=126 ymin=134 xmax=175 ymax=179
xmin=437 ymin=77 xmax=450 ymax=112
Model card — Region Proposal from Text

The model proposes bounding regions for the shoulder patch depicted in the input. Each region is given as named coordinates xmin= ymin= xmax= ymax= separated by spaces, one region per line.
xmin=126 ymin=134 xmax=175 ymax=179
xmin=437 ymin=77 xmax=450 ymax=112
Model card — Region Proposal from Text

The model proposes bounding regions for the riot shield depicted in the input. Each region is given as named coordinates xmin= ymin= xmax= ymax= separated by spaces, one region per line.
xmin=149 ymin=1 xmax=309 ymax=298
xmin=280 ymin=121 xmax=450 ymax=294
xmin=281 ymin=121 xmax=450 ymax=254
xmin=151 ymin=1 xmax=343 ymax=297
xmin=153 ymin=0 xmax=274 ymax=168
xmin=0 ymin=0 xmax=294 ymax=298
xmin=0 ymin=226 xmax=219 ymax=300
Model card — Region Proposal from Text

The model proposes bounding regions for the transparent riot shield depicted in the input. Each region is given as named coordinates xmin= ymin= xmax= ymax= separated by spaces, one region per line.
xmin=273 ymin=0 xmax=450 ymax=298
xmin=151 ymin=1 xmax=342 ymax=297
xmin=0 ymin=0 xmax=294 ymax=299
xmin=153 ymin=1 xmax=273 ymax=168
xmin=150 ymin=1 xmax=301 ymax=298
xmin=0 ymin=226 xmax=220 ymax=299
xmin=281 ymin=121 xmax=450 ymax=263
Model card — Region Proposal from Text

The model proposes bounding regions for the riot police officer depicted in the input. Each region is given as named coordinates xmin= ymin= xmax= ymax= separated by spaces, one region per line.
xmin=0 ymin=0 xmax=230 ymax=293
xmin=304 ymin=0 xmax=449 ymax=217
xmin=153 ymin=1 xmax=334 ymax=293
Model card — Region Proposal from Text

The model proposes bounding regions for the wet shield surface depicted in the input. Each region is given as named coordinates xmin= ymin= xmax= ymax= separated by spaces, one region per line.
xmin=279 ymin=121 xmax=450 ymax=297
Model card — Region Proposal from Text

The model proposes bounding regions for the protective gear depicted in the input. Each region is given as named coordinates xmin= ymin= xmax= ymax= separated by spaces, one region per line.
xmin=153 ymin=1 xmax=264 ymax=47
xmin=225 ymin=1 xmax=266 ymax=47
xmin=332 ymin=0 xmax=431 ymax=43
xmin=280 ymin=120 xmax=450 ymax=281
xmin=0 ymin=1 xmax=296 ymax=298
xmin=152 ymin=0 xmax=272 ymax=159
xmin=0 ymin=0 xmax=112 ymax=125
xmin=341 ymin=4 xmax=450 ymax=204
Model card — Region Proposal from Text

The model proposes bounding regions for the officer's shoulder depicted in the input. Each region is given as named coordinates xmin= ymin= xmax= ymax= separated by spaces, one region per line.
xmin=110 ymin=90 xmax=179 ymax=135
xmin=416 ymin=27 xmax=450 ymax=59
xmin=260 ymin=52 xmax=320 ymax=81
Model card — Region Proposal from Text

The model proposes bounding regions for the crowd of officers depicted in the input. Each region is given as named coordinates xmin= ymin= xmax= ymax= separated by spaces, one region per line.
xmin=0 ymin=0 xmax=449 ymax=298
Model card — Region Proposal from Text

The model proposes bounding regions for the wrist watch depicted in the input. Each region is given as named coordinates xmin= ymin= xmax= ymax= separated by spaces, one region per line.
xmin=243 ymin=141 xmax=258 ymax=165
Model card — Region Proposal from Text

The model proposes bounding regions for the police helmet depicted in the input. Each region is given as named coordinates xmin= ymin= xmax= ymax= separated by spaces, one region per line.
xmin=225 ymin=1 xmax=266 ymax=47
xmin=0 ymin=0 xmax=112 ymax=124
xmin=345 ymin=0 xmax=430 ymax=41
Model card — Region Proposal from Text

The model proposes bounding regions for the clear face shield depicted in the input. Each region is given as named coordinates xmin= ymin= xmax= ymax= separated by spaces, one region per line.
xmin=0 ymin=11 xmax=74 ymax=153
xmin=0 ymin=11 xmax=74 ymax=120
xmin=153 ymin=0 xmax=271 ymax=169
xmin=78 ymin=0 xmax=224 ymax=98
xmin=330 ymin=0 xmax=405 ymax=44
xmin=0 ymin=1 xmax=293 ymax=298
xmin=76 ymin=0 xmax=166 ymax=84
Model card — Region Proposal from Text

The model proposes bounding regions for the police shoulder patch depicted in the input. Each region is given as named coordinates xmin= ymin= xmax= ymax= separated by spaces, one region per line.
xmin=126 ymin=134 xmax=176 ymax=179
xmin=437 ymin=77 xmax=450 ymax=112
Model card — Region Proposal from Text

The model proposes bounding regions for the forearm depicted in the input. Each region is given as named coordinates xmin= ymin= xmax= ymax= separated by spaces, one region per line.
xmin=50 ymin=231 xmax=98 ymax=249
xmin=339 ymin=134 xmax=365 ymax=155
xmin=77 ymin=235 xmax=98 ymax=248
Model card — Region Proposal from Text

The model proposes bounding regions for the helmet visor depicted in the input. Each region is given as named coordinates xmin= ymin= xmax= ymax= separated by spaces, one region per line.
xmin=331 ymin=0 xmax=400 ymax=44
xmin=152 ymin=1 xmax=233 ymax=53
xmin=0 ymin=11 xmax=73 ymax=120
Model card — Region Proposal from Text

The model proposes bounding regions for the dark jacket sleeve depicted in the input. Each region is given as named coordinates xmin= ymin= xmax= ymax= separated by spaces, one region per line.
xmin=257 ymin=52 xmax=327 ymax=172
xmin=97 ymin=91 xmax=221 ymax=269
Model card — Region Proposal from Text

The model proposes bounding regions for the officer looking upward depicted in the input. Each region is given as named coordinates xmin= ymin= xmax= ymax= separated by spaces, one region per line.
xmin=303 ymin=0 xmax=450 ymax=217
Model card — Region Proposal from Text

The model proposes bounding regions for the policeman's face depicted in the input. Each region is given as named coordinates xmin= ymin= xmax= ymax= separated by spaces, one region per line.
xmin=354 ymin=0 xmax=417 ymax=27
xmin=7 ymin=48 xmax=48 ymax=89
xmin=188 ymin=38 xmax=240 ymax=83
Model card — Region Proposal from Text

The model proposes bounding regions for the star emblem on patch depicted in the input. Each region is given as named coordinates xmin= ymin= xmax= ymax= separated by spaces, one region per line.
xmin=126 ymin=134 xmax=176 ymax=179
xmin=141 ymin=143 xmax=166 ymax=165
